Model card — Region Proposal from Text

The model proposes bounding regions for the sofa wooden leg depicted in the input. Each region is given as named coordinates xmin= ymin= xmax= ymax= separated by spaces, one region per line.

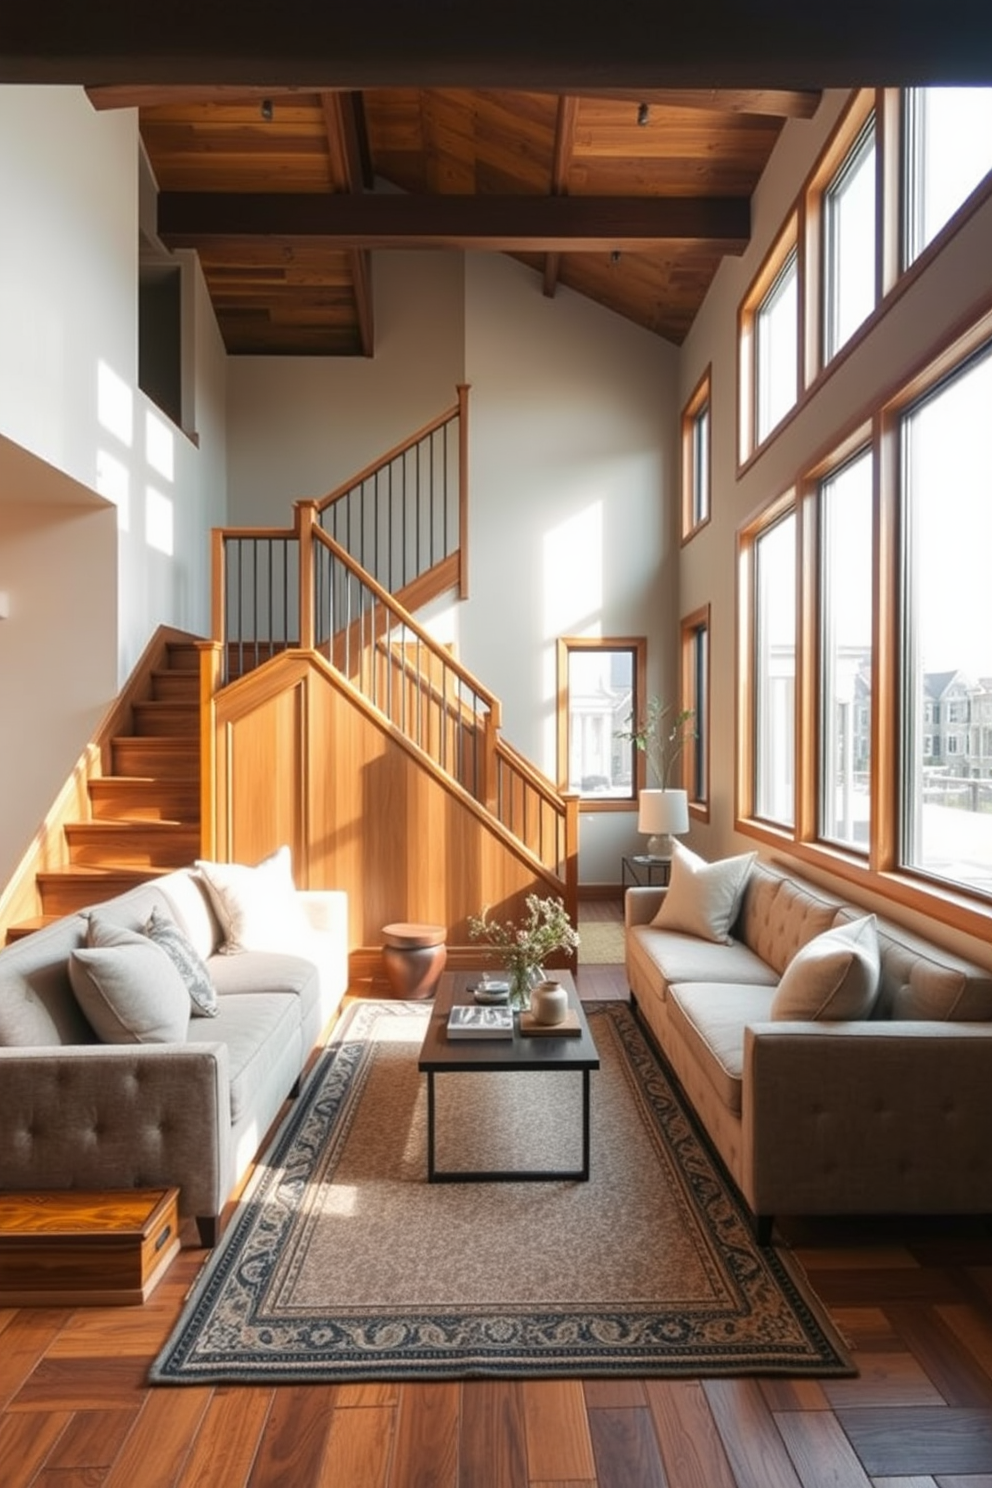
xmin=196 ymin=1214 xmax=219 ymax=1249
xmin=753 ymin=1213 xmax=773 ymax=1247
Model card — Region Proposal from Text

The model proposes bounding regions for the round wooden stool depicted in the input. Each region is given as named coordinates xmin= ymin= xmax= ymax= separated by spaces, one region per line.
xmin=381 ymin=922 xmax=448 ymax=1000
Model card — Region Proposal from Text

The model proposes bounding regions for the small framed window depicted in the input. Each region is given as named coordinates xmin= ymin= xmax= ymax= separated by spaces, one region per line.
xmin=903 ymin=86 xmax=992 ymax=268
xmin=556 ymin=637 xmax=647 ymax=810
xmin=748 ymin=506 xmax=798 ymax=828
xmin=680 ymin=606 xmax=710 ymax=815
xmin=823 ymin=116 xmax=877 ymax=364
xmin=681 ymin=370 xmax=712 ymax=540
xmin=739 ymin=219 xmax=800 ymax=463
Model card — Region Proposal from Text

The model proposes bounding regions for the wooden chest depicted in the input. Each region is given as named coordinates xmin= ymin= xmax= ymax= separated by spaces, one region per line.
xmin=0 ymin=1187 xmax=181 ymax=1306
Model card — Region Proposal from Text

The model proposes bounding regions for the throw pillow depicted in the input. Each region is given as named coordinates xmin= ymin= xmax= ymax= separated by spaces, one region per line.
xmin=195 ymin=845 xmax=309 ymax=955
xmin=650 ymin=842 xmax=757 ymax=944
xmin=68 ymin=940 xmax=191 ymax=1044
xmin=85 ymin=912 xmax=147 ymax=950
xmin=144 ymin=905 xmax=218 ymax=1017
xmin=770 ymin=914 xmax=881 ymax=1021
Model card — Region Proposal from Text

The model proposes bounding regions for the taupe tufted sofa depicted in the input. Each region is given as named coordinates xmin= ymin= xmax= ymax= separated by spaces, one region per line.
xmin=626 ymin=858 xmax=992 ymax=1241
xmin=0 ymin=867 xmax=348 ymax=1246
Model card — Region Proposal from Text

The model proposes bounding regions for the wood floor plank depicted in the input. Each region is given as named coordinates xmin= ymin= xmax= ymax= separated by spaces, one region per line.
xmin=334 ymin=1382 xmax=401 ymax=1408
xmin=522 ymin=1380 xmax=596 ymax=1482
xmin=645 ymin=1379 xmax=737 ymax=1488
xmin=176 ymin=1385 xmax=274 ymax=1487
xmin=10 ymin=1355 xmax=150 ymax=1411
xmin=827 ymin=1306 xmax=903 ymax=1353
xmin=702 ymin=1379 xmax=803 ymax=1488
xmin=386 ymin=1380 xmax=459 ymax=1488
xmin=587 ymin=1406 xmax=669 ymax=1488
xmin=772 ymin=1410 xmax=873 ymax=1487
xmin=822 ymin=1351 xmax=946 ymax=1409
xmin=884 ymin=1303 xmax=992 ymax=1407
xmin=103 ymin=1386 xmax=212 ymax=1488
xmin=458 ymin=1381 xmax=527 ymax=1488
xmin=936 ymin=1302 xmax=992 ymax=1390
xmin=836 ymin=1406 xmax=992 ymax=1476
xmin=0 ymin=1311 xmax=71 ymax=1410
xmin=317 ymin=1404 xmax=395 ymax=1488
xmin=37 ymin=1407 xmax=138 ymax=1475
xmin=809 ymin=1269 xmax=968 ymax=1309
xmin=246 ymin=1385 xmax=337 ymax=1486
xmin=866 ymin=1476 xmax=936 ymax=1486
xmin=582 ymin=1380 xmax=647 ymax=1409
xmin=760 ymin=1378 xmax=831 ymax=1412
xmin=0 ymin=1408 xmax=72 ymax=1488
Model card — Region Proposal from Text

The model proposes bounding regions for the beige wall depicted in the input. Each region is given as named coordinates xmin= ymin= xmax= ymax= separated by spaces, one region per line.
xmin=677 ymin=88 xmax=992 ymax=963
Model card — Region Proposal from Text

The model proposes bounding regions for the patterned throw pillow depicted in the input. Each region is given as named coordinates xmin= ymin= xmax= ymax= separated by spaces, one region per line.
xmin=144 ymin=905 xmax=218 ymax=1017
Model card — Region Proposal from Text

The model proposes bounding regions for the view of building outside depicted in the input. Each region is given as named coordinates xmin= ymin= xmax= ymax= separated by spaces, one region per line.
xmin=566 ymin=647 xmax=635 ymax=798
xmin=754 ymin=512 xmax=796 ymax=825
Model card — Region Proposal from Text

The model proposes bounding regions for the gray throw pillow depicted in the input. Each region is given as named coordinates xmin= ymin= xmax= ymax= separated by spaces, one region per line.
xmin=145 ymin=905 xmax=218 ymax=1017
xmin=69 ymin=939 xmax=191 ymax=1044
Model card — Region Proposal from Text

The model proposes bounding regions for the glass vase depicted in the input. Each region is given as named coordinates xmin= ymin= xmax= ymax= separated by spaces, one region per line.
xmin=508 ymin=963 xmax=543 ymax=1011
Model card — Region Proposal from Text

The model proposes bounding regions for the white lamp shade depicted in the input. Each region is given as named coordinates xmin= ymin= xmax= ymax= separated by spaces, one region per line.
xmin=637 ymin=788 xmax=690 ymax=837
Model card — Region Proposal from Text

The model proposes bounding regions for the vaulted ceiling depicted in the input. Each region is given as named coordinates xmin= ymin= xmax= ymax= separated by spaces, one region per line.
xmin=7 ymin=2 xmax=992 ymax=357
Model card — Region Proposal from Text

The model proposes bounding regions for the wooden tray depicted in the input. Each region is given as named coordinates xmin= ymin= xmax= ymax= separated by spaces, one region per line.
xmin=0 ymin=1187 xmax=181 ymax=1306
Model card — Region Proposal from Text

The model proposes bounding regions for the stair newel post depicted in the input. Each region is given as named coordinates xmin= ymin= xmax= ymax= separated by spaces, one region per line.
xmin=456 ymin=382 xmax=470 ymax=601
xmin=297 ymin=500 xmax=318 ymax=654
xmin=197 ymin=641 xmax=222 ymax=861
xmin=210 ymin=528 xmax=226 ymax=658
xmin=562 ymin=791 xmax=580 ymax=949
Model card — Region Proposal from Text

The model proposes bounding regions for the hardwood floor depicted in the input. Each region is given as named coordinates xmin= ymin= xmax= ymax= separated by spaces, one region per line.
xmin=4 ymin=901 xmax=992 ymax=1486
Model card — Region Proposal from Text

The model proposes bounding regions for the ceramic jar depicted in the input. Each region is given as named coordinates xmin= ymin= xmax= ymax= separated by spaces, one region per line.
xmin=529 ymin=979 xmax=569 ymax=1026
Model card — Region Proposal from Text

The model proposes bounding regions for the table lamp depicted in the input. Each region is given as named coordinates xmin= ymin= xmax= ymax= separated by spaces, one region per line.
xmin=637 ymin=788 xmax=689 ymax=859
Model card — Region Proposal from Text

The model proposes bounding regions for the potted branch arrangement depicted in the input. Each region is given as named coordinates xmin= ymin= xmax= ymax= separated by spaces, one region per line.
xmin=616 ymin=700 xmax=696 ymax=858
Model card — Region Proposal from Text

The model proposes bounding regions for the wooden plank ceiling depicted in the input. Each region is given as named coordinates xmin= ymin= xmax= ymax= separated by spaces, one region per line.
xmin=111 ymin=87 xmax=819 ymax=356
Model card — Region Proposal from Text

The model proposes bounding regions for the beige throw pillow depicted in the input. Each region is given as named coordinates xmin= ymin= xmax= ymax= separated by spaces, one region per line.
xmin=771 ymin=914 xmax=881 ymax=1021
xmin=69 ymin=940 xmax=191 ymax=1044
xmin=650 ymin=842 xmax=757 ymax=944
xmin=195 ymin=845 xmax=309 ymax=955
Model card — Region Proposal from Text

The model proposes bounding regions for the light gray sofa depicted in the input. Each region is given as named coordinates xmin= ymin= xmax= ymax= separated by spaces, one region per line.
xmin=626 ymin=857 xmax=992 ymax=1241
xmin=0 ymin=865 xmax=348 ymax=1246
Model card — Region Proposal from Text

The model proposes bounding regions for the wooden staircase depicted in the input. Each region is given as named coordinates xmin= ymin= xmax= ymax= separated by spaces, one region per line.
xmin=3 ymin=639 xmax=201 ymax=941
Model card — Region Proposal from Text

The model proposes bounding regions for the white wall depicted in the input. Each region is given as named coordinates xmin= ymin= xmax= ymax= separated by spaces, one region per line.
xmin=0 ymin=86 xmax=227 ymax=884
xmin=226 ymin=252 xmax=466 ymax=521
xmin=461 ymin=255 xmax=679 ymax=885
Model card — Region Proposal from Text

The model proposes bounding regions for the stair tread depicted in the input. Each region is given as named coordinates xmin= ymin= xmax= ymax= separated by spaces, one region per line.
xmin=36 ymin=865 xmax=170 ymax=881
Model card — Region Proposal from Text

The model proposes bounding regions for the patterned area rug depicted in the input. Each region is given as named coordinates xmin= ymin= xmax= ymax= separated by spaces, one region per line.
xmin=149 ymin=1000 xmax=853 ymax=1384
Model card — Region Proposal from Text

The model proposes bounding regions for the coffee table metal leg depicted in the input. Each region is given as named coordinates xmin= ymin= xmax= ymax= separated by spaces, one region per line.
xmin=426 ymin=1070 xmax=436 ymax=1181
xmin=582 ymin=1068 xmax=590 ymax=1180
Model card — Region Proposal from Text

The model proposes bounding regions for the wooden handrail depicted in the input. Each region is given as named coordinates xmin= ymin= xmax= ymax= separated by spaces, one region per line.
xmin=314 ymin=396 xmax=463 ymax=512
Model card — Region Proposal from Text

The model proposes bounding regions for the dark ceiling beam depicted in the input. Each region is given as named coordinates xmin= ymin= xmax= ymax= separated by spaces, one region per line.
xmin=543 ymin=95 xmax=578 ymax=299
xmin=159 ymin=192 xmax=751 ymax=253
xmin=8 ymin=3 xmax=992 ymax=89
xmin=320 ymin=91 xmax=375 ymax=356
xmin=578 ymin=88 xmax=822 ymax=118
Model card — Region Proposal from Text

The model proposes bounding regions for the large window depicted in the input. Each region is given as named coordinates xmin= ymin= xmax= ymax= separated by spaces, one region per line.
xmin=819 ymin=450 xmax=873 ymax=849
xmin=753 ymin=511 xmax=796 ymax=827
xmin=755 ymin=249 xmax=799 ymax=444
xmin=904 ymin=87 xmax=992 ymax=266
xmin=900 ymin=345 xmax=992 ymax=894
xmin=681 ymin=370 xmax=712 ymax=540
xmin=557 ymin=637 xmax=647 ymax=808
xmin=823 ymin=117 xmax=876 ymax=363
xmin=681 ymin=607 xmax=710 ymax=813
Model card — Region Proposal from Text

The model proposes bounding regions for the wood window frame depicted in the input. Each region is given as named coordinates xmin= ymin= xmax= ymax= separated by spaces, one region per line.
xmin=681 ymin=368 xmax=712 ymax=543
xmin=556 ymin=635 xmax=647 ymax=813
xmin=680 ymin=605 xmax=710 ymax=822
xmin=738 ymin=213 xmax=801 ymax=469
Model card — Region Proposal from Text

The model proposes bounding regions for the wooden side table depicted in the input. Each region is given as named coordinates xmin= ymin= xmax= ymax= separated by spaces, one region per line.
xmin=621 ymin=854 xmax=672 ymax=889
xmin=381 ymin=922 xmax=448 ymax=999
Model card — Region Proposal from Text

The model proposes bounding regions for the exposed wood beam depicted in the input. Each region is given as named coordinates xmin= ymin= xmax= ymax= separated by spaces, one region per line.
xmin=159 ymin=192 xmax=751 ymax=253
xmin=86 ymin=84 xmax=311 ymax=111
xmin=320 ymin=90 xmax=375 ymax=356
xmin=544 ymin=95 xmax=578 ymax=299
xmin=574 ymin=88 xmax=822 ymax=118
xmin=7 ymin=4 xmax=992 ymax=89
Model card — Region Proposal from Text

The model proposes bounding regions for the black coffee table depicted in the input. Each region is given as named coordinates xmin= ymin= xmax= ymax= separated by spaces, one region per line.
xmin=417 ymin=971 xmax=600 ymax=1182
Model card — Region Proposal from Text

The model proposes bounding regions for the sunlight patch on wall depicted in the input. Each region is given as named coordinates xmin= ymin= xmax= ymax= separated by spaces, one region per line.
xmin=96 ymin=450 xmax=130 ymax=531
xmin=145 ymin=408 xmax=175 ymax=483
xmin=146 ymin=486 xmax=174 ymax=556
xmin=540 ymin=501 xmax=604 ymax=776
xmin=97 ymin=361 xmax=133 ymax=448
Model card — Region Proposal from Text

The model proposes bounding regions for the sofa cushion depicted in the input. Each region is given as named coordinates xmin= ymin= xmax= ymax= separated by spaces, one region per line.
xmin=628 ymin=925 xmax=778 ymax=996
xmin=157 ymin=869 xmax=222 ymax=962
xmin=771 ymin=915 xmax=881 ymax=1021
xmin=144 ymin=906 xmax=218 ymax=1017
xmin=667 ymin=982 xmax=778 ymax=1115
xmin=196 ymin=846 xmax=310 ymax=955
xmin=0 ymin=913 xmax=94 ymax=1047
xmin=736 ymin=864 xmax=843 ymax=976
xmin=68 ymin=940 xmax=191 ymax=1044
xmin=650 ymin=842 xmax=756 ymax=944
xmin=186 ymin=991 xmax=302 ymax=1123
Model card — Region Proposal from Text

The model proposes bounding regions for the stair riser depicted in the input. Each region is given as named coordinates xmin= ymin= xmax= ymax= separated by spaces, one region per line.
xmin=151 ymin=672 xmax=199 ymax=703
xmin=88 ymin=782 xmax=200 ymax=823
xmin=111 ymin=741 xmax=198 ymax=777
xmin=132 ymin=704 xmax=199 ymax=737
xmin=65 ymin=828 xmax=199 ymax=870
xmin=164 ymin=644 xmax=200 ymax=672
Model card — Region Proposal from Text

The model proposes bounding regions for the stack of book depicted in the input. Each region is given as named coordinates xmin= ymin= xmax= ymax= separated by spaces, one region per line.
xmin=446 ymin=1005 xmax=514 ymax=1039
